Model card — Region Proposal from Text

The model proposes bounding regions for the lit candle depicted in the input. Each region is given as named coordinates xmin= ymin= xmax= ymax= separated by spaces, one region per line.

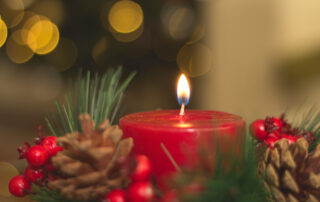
xmin=177 ymin=74 xmax=190 ymax=116
xmin=120 ymin=74 xmax=245 ymax=182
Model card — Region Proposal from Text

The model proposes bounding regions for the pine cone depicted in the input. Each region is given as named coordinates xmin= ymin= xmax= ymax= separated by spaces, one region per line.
xmin=49 ymin=113 xmax=133 ymax=201
xmin=257 ymin=138 xmax=320 ymax=202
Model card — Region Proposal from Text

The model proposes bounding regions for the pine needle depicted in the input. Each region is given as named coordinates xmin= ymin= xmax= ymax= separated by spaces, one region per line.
xmin=290 ymin=105 xmax=320 ymax=152
xmin=31 ymin=185 xmax=84 ymax=202
xmin=45 ymin=66 xmax=136 ymax=137
xmin=172 ymin=133 xmax=269 ymax=202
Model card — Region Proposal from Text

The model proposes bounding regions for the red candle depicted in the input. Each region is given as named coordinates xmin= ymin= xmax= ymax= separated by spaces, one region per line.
xmin=119 ymin=75 xmax=245 ymax=181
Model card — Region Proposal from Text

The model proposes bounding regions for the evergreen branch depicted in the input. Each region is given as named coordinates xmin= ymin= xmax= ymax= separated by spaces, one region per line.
xmin=36 ymin=67 xmax=135 ymax=200
xmin=45 ymin=118 xmax=57 ymax=137
xmin=197 ymin=137 xmax=268 ymax=202
xmin=287 ymin=105 xmax=320 ymax=151
xmin=171 ymin=133 xmax=269 ymax=202
xmin=46 ymin=66 xmax=136 ymax=137
xmin=31 ymin=185 xmax=85 ymax=202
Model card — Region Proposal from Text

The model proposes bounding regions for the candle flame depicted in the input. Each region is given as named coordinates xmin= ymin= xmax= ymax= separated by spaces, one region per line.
xmin=177 ymin=74 xmax=190 ymax=107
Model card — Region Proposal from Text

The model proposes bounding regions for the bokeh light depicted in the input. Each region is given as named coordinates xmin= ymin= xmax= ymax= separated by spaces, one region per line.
xmin=177 ymin=43 xmax=212 ymax=77
xmin=0 ymin=0 xmax=24 ymax=28
xmin=6 ymin=34 xmax=34 ymax=64
xmin=111 ymin=23 xmax=144 ymax=43
xmin=168 ymin=8 xmax=195 ymax=40
xmin=108 ymin=0 xmax=143 ymax=34
xmin=0 ymin=162 xmax=19 ymax=197
xmin=161 ymin=4 xmax=195 ymax=40
xmin=3 ymin=0 xmax=24 ymax=10
xmin=45 ymin=38 xmax=78 ymax=72
xmin=187 ymin=24 xmax=205 ymax=45
xmin=92 ymin=37 xmax=108 ymax=65
xmin=10 ymin=13 xmax=60 ymax=56
xmin=32 ymin=23 xmax=59 ymax=55
xmin=31 ymin=0 xmax=64 ymax=25
xmin=21 ymin=0 xmax=35 ymax=9
xmin=11 ymin=12 xmax=39 ymax=44
xmin=22 ymin=12 xmax=42 ymax=32
xmin=27 ymin=20 xmax=54 ymax=51
xmin=0 ymin=18 xmax=8 ymax=48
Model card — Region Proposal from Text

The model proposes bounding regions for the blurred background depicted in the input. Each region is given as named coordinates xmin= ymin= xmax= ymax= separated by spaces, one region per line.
xmin=1 ymin=0 xmax=320 ymax=200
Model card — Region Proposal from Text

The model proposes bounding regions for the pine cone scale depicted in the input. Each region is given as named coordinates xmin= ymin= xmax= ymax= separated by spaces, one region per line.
xmin=49 ymin=113 xmax=133 ymax=201
xmin=258 ymin=137 xmax=320 ymax=202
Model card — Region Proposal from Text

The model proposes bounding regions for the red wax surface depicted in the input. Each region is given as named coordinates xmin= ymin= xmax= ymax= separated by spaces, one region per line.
xmin=120 ymin=110 xmax=245 ymax=181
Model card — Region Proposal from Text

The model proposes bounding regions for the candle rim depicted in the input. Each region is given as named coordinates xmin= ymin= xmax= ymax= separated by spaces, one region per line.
xmin=120 ymin=110 xmax=245 ymax=130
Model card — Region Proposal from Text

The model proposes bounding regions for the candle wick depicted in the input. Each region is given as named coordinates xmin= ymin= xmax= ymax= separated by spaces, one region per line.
xmin=179 ymin=103 xmax=185 ymax=116
xmin=160 ymin=143 xmax=181 ymax=172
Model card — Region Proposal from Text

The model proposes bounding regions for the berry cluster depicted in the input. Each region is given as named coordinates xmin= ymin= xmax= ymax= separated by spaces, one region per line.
xmin=101 ymin=154 xmax=155 ymax=202
xmin=250 ymin=115 xmax=316 ymax=149
xmin=9 ymin=126 xmax=62 ymax=197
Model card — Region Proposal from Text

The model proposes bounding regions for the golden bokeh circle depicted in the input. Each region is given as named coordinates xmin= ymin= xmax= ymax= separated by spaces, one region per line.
xmin=108 ymin=0 xmax=143 ymax=34
xmin=6 ymin=34 xmax=34 ymax=64
xmin=0 ymin=18 xmax=8 ymax=48
xmin=0 ymin=0 xmax=24 ymax=28
xmin=0 ymin=162 xmax=19 ymax=197
xmin=11 ymin=29 xmax=31 ymax=45
xmin=31 ymin=0 xmax=64 ymax=25
xmin=187 ymin=24 xmax=205 ymax=45
xmin=177 ymin=43 xmax=212 ymax=77
xmin=168 ymin=7 xmax=195 ymax=40
xmin=27 ymin=20 xmax=54 ymax=52
xmin=34 ymin=23 xmax=59 ymax=55
xmin=111 ymin=23 xmax=144 ymax=43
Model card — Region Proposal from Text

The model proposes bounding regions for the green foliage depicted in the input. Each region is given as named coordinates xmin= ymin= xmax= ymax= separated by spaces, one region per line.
xmin=197 ymin=138 xmax=268 ymax=202
xmin=292 ymin=105 xmax=320 ymax=152
xmin=31 ymin=185 xmax=85 ymax=202
xmin=46 ymin=67 xmax=136 ymax=137
xmin=173 ymin=135 xmax=269 ymax=202
xmin=32 ymin=67 xmax=135 ymax=202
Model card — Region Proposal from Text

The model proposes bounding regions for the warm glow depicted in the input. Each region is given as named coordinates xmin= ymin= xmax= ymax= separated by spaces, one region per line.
xmin=177 ymin=74 xmax=190 ymax=106
xmin=0 ymin=0 xmax=24 ymax=28
xmin=34 ymin=23 xmax=59 ymax=55
xmin=0 ymin=18 xmax=8 ymax=48
xmin=111 ymin=23 xmax=144 ymax=43
xmin=177 ymin=43 xmax=212 ymax=77
xmin=108 ymin=0 xmax=143 ymax=34
xmin=27 ymin=20 xmax=54 ymax=51
xmin=6 ymin=34 xmax=34 ymax=63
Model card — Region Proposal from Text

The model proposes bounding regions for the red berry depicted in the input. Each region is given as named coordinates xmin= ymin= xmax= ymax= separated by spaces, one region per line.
xmin=264 ymin=136 xmax=280 ymax=149
xmin=281 ymin=134 xmax=297 ymax=144
xmin=26 ymin=145 xmax=49 ymax=167
xmin=131 ymin=155 xmax=152 ymax=182
xmin=250 ymin=119 xmax=267 ymax=141
xmin=41 ymin=136 xmax=63 ymax=157
xmin=44 ymin=161 xmax=56 ymax=172
xmin=8 ymin=175 xmax=30 ymax=197
xmin=17 ymin=142 xmax=30 ymax=159
xmin=24 ymin=165 xmax=45 ymax=183
xmin=101 ymin=189 xmax=126 ymax=202
xmin=272 ymin=117 xmax=283 ymax=131
xmin=268 ymin=130 xmax=280 ymax=138
xmin=127 ymin=182 xmax=154 ymax=202
xmin=161 ymin=190 xmax=179 ymax=202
